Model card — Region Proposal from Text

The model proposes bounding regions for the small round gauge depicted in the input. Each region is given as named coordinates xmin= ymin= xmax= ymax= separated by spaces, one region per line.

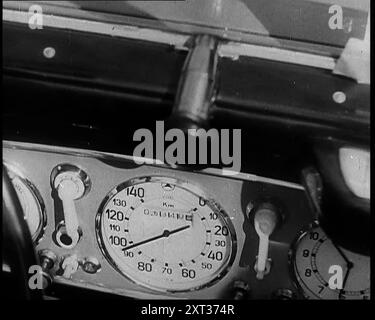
xmin=5 ymin=164 xmax=46 ymax=244
xmin=96 ymin=176 xmax=237 ymax=292
xmin=291 ymin=223 xmax=370 ymax=300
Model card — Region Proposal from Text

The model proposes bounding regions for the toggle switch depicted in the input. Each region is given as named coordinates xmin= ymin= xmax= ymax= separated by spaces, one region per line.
xmin=252 ymin=203 xmax=280 ymax=280
xmin=51 ymin=164 xmax=90 ymax=248
xmin=61 ymin=254 xmax=79 ymax=279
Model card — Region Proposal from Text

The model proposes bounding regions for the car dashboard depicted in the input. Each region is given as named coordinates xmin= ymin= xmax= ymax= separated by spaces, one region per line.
xmin=2 ymin=0 xmax=370 ymax=302
xmin=4 ymin=140 xmax=322 ymax=299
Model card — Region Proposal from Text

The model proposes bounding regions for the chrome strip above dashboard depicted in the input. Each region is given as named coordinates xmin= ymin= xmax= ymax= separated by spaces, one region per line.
xmin=3 ymin=8 xmax=336 ymax=70
xmin=2 ymin=8 xmax=190 ymax=49
xmin=3 ymin=140 xmax=304 ymax=191
xmin=218 ymin=42 xmax=336 ymax=70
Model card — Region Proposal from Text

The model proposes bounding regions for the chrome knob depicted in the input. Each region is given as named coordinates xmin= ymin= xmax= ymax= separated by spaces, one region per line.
xmin=38 ymin=249 xmax=57 ymax=289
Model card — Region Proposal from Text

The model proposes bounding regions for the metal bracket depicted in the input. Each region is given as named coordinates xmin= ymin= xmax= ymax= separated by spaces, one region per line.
xmin=170 ymin=34 xmax=218 ymax=130
xmin=332 ymin=14 xmax=370 ymax=84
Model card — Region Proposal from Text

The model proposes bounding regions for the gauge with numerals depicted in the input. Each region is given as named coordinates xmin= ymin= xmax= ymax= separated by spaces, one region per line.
xmin=5 ymin=163 xmax=46 ymax=244
xmin=290 ymin=223 xmax=370 ymax=299
xmin=96 ymin=176 xmax=237 ymax=292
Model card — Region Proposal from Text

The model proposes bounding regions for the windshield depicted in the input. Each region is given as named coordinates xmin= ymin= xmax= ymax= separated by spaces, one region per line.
xmin=62 ymin=0 xmax=369 ymax=48
xmin=4 ymin=0 xmax=370 ymax=54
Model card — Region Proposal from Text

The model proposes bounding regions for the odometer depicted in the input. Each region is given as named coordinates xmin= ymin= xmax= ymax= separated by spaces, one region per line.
xmin=96 ymin=176 xmax=236 ymax=292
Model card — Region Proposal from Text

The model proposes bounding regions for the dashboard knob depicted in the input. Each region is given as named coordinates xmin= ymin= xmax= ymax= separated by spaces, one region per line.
xmin=81 ymin=257 xmax=101 ymax=274
xmin=272 ymin=289 xmax=295 ymax=300
xmin=61 ymin=254 xmax=79 ymax=279
xmin=39 ymin=249 xmax=57 ymax=270
xmin=38 ymin=249 xmax=57 ymax=289
xmin=252 ymin=203 xmax=280 ymax=280
xmin=51 ymin=164 xmax=90 ymax=248
xmin=232 ymin=281 xmax=250 ymax=300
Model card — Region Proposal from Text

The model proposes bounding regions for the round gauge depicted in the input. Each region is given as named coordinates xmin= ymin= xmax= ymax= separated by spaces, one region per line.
xmin=291 ymin=223 xmax=370 ymax=300
xmin=96 ymin=176 xmax=237 ymax=292
xmin=6 ymin=164 xmax=46 ymax=244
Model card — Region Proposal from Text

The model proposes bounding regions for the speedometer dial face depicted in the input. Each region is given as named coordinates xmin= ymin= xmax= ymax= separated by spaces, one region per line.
xmin=291 ymin=223 xmax=370 ymax=300
xmin=96 ymin=176 xmax=236 ymax=292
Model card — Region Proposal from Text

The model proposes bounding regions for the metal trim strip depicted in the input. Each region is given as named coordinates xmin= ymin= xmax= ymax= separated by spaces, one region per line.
xmin=3 ymin=8 xmax=335 ymax=70
xmin=3 ymin=140 xmax=304 ymax=190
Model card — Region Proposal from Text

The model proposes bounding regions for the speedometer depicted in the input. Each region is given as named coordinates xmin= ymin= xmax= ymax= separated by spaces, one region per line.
xmin=96 ymin=176 xmax=236 ymax=292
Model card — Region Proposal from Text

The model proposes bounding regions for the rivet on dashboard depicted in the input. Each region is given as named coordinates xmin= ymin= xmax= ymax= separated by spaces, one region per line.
xmin=43 ymin=47 xmax=56 ymax=59
xmin=332 ymin=91 xmax=346 ymax=104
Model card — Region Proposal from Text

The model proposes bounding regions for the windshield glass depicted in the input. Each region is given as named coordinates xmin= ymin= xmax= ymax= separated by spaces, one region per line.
xmin=4 ymin=0 xmax=370 ymax=54
xmin=69 ymin=0 xmax=369 ymax=48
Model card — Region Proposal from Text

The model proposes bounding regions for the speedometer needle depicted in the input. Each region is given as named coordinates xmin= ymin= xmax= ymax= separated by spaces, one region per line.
xmin=332 ymin=241 xmax=352 ymax=266
xmin=122 ymin=225 xmax=190 ymax=251
xmin=339 ymin=261 xmax=353 ymax=299
xmin=332 ymin=241 xmax=354 ymax=299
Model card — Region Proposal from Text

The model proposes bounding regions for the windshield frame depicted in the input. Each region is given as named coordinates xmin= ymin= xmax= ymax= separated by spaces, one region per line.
xmin=5 ymin=0 xmax=364 ymax=59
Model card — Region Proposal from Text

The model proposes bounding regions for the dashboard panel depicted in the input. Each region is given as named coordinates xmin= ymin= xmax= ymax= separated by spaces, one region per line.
xmin=2 ymin=140 xmax=313 ymax=299
xmin=3 ymin=140 xmax=370 ymax=300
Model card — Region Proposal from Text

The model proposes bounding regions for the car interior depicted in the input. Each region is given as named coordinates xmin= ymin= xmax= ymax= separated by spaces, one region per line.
xmin=2 ymin=0 xmax=370 ymax=301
